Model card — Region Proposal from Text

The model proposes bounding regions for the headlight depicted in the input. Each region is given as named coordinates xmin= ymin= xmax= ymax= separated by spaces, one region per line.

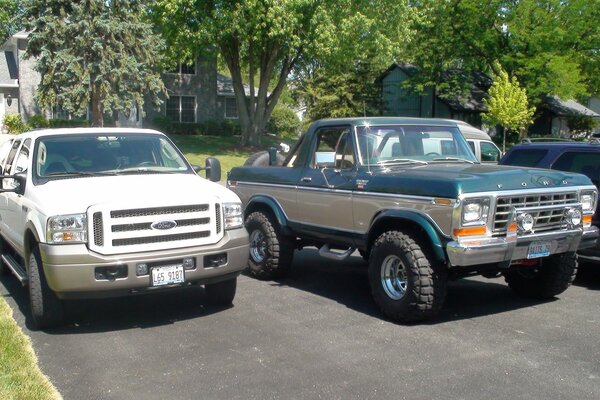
xmin=461 ymin=198 xmax=490 ymax=226
xmin=223 ymin=203 xmax=243 ymax=230
xmin=47 ymin=213 xmax=87 ymax=244
xmin=580 ymin=191 xmax=597 ymax=213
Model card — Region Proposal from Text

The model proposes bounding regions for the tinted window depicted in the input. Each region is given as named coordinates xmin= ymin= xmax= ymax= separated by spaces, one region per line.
xmin=502 ymin=149 xmax=548 ymax=167
xmin=552 ymin=151 xmax=600 ymax=185
xmin=480 ymin=141 xmax=501 ymax=162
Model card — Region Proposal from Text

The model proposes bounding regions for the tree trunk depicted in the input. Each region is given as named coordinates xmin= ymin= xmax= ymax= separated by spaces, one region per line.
xmin=90 ymin=83 xmax=103 ymax=127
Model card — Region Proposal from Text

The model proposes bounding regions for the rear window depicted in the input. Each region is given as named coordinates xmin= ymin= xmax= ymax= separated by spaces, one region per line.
xmin=502 ymin=148 xmax=548 ymax=167
xmin=552 ymin=151 xmax=600 ymax=185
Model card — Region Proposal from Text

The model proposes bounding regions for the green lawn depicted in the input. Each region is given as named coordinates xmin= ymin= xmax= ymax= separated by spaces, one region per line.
xmin=0 ymin=297 xmax=61 ymax=400
xmin=170 ymin=134 xmax=286 ymax=177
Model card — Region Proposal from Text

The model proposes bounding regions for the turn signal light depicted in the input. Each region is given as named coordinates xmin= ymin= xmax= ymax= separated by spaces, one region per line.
xmin=453 ymin=226 xmax=487 ymax=238
xmin=583 ymin=215 xmax=593 ymax=226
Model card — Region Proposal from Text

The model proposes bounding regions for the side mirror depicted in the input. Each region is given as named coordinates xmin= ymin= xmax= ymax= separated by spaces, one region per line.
xmin=205 ymin=157 xmax=221 ymax=182
xmin=0 ymin=173 xmax=26 ymax=194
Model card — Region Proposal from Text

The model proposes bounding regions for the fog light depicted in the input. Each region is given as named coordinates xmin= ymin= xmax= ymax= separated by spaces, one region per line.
xmin=136 ymin=263 xmax=148 ymax=276
xmin=565 ymin=208 xmax=582 ymax=226
xmin=516 ymin=213 xmax=534 ymax=233
xmin=182 ymin=257 xmax=196 ymax=270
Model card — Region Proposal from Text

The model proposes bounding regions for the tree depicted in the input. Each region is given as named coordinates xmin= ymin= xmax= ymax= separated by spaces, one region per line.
xmin=24 ymin=0 xmax=166 ymax=126
xmin=406 ymin=0 xmax=600 ymax=104
xmin=0 ymin=0 xmax=22 ymax=42
xmin=483 ymin=67 xmax=535 ymax=151
xmin=153 ymin=0 xmax=330 ymax=145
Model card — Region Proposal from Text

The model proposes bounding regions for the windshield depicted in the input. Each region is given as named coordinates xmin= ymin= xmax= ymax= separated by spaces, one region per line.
xmin=34 ymin=133 xmax=192 ymax=179
xmin=356 ymin=125 xmax=477 ymax=166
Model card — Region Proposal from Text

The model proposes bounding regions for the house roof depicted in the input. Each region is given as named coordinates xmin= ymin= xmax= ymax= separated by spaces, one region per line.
xmin=217 ymin=74 xmax=255 ymax=97
xmin=543 ymin=95 xmax=600 ymax=118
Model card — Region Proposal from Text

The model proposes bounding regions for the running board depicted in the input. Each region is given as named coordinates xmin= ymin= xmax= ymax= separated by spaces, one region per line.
xmin=318 ymin=244 xmax=355 ymax=261
xmin=1 ymin=254 xmax=28 ymax=286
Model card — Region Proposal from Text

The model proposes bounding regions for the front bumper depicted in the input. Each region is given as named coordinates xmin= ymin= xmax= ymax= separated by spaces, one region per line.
xmin=446 ymin=226 xmax=598 ymax=267
xmin=40 ymin=228 xmax=249 ymax=299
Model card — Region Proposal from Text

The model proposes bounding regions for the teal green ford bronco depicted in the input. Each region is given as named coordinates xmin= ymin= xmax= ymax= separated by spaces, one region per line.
xmin=227 ymin=118 xmax=598 ymax=322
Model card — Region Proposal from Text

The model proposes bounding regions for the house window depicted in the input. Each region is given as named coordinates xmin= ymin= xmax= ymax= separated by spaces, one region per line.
xmin=166 ymin=96 xmax=196 ymax=123
xmin=168 ymin=60 xmax=196 ymax=75
xmin=225 ymin=97 xmax=238 ymax=119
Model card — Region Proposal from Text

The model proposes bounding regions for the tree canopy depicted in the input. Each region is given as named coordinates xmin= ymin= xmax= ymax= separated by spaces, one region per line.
xmin=406 ymin=0 xmax=600 ymax=103
xmin=0 ymin=0 xmax=23 ymax=42
xmin=24 ymin=0 xmax=166 ymax=126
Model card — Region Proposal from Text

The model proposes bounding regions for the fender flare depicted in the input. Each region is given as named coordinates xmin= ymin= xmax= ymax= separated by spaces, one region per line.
xmin=368 ymin=210 xmax=448 ymax=263
xmin=244 ymin=195 xmax=292 ymax=236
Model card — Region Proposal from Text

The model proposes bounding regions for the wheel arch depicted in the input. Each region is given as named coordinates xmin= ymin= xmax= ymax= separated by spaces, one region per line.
xmin=24 ymin=221 xmax=42 ymax=266
xmin=244 ymin=195 xmax=292 ymax=235
xmin=367 ymin=210 xmax=447 ymax=264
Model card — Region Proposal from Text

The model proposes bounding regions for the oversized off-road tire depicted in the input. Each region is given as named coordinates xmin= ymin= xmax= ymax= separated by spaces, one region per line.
xmin=205 ymin=277 xmax=237 ymax=305
xmin=0 ymin=237 xmax=8 ymax=276
xmin=504 ymin=252 xmax=578 ymax=299
xmin=245 ymin=211 xmax=294 ymax=280
xmin=368 ymin=230 xmax=447 ymax=322
xmin=244 ymin=150 xmax=285 ymax=167
xmin=28 ymin=247 xmax=64 ymax=329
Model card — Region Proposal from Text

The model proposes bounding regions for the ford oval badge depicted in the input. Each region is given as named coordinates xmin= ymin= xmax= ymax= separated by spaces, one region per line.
xmin=151 ymin=220 xmax=177 ymax=230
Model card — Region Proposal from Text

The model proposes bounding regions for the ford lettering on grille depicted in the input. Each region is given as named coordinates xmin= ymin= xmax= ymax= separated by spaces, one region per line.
xmin=151 ymin=220 xmax=178 ymax=230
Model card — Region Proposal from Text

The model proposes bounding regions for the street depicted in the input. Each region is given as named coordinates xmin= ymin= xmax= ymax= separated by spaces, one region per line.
xmin=1 ymin=249 xmax=599 ymax=400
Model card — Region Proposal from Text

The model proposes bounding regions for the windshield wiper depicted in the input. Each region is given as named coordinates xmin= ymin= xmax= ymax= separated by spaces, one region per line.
xmin=44 ymin=171 xmax=118 ymax=177
xmin=377 ymin=158 xmax=428 ymax=165
xmin=432 ymin=157 xmax=475 ymax=164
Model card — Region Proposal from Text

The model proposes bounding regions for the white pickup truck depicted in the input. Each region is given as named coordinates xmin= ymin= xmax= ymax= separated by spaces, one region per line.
xmin=0 ymin=128 xmax=249 ymax=329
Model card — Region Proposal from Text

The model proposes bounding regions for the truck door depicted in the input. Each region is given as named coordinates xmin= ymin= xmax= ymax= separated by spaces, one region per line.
xmin=3 ymin=139 xmax=31 ymax=251
xmin=296 ymin=126 xmax=356 ymax=232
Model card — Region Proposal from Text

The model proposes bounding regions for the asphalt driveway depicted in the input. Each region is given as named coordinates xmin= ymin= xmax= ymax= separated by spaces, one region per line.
xmin=1 ymin=249 xmax=599 ymax=400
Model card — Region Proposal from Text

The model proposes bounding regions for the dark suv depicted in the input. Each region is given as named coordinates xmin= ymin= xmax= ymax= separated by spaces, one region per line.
xmin=500 ymin=139 xmax=600 ymax=263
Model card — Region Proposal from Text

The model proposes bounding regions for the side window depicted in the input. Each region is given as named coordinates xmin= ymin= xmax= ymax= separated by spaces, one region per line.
xmin=4 ymin=140 xmax=21 ymax=176
xmin=480 ymin=141 xmax=501 ymax=162
xmin=0 ymin=140 xmax=13 ymax=172
xmin=13 ymin=139 xmax=31 ymax=174
xmin=553 ymin=151 xmax=600 ymax=185
xmin=502 ymin=148 xmax=548 ymax=167
xmin=312 ymin=127 xmax=349 ymax=168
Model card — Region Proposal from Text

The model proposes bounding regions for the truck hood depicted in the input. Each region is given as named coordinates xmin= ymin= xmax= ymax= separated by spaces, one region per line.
xmin=29 ymin=173 xmax=240 ymax=216
xmin=363 ymin=163 xmax=594 ymax=198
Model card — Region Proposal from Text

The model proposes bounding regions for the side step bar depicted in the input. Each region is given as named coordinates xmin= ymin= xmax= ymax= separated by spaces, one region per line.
xmin=1 ymin=254 xmax=28 ymax=286
xmin=318 ymin=244 xmax=355 ymax=261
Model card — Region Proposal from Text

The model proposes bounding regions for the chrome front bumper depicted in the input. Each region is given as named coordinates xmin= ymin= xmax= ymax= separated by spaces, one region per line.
xmin=446 ymin=226 xmax=598 ymax=267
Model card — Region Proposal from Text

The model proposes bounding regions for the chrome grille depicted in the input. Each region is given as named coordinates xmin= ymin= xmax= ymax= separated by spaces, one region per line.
xmin=93 ymin=212 xmax=103 ymax=246
xmin=110 ymin=205 xmax=208 ymax=219
xmin=493 ymin=192 xmax=578 ymax=235
xmin=113 ymin=231 xmax=211 ymax=247
xmin=215 ymin=204 xmax=222 ymax=234
xmin=111 ymin=218 xmax=210 ymax=233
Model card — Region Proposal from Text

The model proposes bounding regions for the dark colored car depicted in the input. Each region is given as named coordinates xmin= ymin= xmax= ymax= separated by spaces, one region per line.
xmin=500 ymin=139 xmax=600 ymax=263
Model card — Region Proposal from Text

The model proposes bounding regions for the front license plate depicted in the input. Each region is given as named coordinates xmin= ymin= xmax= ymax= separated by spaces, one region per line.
xmin=151 ymin=265 xmax=185 ymax=287
xmin=527 ymin=241 xmax=551 ymax=259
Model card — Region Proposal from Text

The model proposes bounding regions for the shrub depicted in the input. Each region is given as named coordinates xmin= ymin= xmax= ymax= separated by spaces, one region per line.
xmin=28 ymin=115 xmax=50 ymax=129
xmin=152 ymin=117 xmax=240 ymax=136
xmin=2 ymin=114 xmax=29 ymax=134
xmin=47 ymin=119 xmax=89 ymax=128
xmin=267 ymin=105 xmax=301 ymax=140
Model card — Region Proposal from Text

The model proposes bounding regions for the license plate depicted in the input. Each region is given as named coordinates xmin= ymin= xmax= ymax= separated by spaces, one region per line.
xmin=151 ymin=265 xmax=185 ymax=287
xmin=527 ymin=241 xmax=551 ymax=259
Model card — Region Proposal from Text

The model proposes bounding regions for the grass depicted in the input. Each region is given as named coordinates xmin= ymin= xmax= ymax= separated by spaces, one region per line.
xmin=170 ymin=134 xmax=287 ymax=177
xmin=0 ymin=297 xmax=61 ymax=400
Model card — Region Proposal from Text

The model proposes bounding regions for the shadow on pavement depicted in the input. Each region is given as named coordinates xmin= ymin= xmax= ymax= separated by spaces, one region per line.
xmin=573 ymin=262 xmax=600 ymax=290
xmin=271 ymin=248 xmax=552 ymax=324
xmin=0 ymin=273 xmax=233 ymax=334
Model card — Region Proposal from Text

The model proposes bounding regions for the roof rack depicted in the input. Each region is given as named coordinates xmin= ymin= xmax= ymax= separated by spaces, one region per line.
xmin=520 ymin=137 xmax=574 ymax=144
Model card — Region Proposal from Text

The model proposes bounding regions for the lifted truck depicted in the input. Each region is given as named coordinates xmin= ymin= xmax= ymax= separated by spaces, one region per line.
xmin=228 ymin=117 xmax=598 ymax=322
xmin=0 ymin=128 xmax=249 ymax=329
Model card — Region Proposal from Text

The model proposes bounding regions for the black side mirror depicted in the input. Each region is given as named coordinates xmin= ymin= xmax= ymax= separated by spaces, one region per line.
xmin=205 ymin=157 xmax=221 ymax=182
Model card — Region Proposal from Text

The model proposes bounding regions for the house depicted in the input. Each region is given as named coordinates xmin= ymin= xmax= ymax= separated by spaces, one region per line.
xmin=1 ymin=32 xmax=245 ymax=128
xmin=379 ymin=63 xmax=599 ymax=137
xmin=378 ymin=63 xmax=490 ymax=128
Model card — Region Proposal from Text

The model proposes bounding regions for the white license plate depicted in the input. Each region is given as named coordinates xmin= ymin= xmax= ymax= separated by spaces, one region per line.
xmin=527 ymin=241 xmax=551 ymax=259
xmin=151 ymin=265 xmax=185 ymax=287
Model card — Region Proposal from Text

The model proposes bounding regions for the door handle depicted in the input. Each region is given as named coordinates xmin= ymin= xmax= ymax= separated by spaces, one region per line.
xmin=301 ymin=177 xmax=312 ymax=182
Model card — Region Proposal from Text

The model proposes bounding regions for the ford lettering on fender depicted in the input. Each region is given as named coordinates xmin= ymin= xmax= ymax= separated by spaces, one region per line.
xmin=0 ymin=128 xmax=249 ymax=329
xmin=227 ymin=117 xmax=598 ymax=322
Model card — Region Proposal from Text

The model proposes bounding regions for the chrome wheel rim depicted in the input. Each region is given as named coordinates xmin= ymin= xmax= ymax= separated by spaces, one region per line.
xmin=249 ymin=230 xmax=267 ymax=263
xmin=380 ymin=255 xmax=408 ymax=300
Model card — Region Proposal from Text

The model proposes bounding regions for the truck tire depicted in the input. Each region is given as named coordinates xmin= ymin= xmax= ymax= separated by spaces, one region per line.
xmin=28 ymin=247 xmax=64 ymax=329
xmin=244 ymin=151 xmax=285 ymax=167
xmin=205 ymin=277 xmax=237 ymax=305
xmin=0 ymin=237 xmax=7 ymax=276
xmin=245 ymin=211 xmax=294 ymax=280
xmin=504 ymin=252 xmax=578 ymax=299
xmin=368 ymin=230 xmax=447 ymax=322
